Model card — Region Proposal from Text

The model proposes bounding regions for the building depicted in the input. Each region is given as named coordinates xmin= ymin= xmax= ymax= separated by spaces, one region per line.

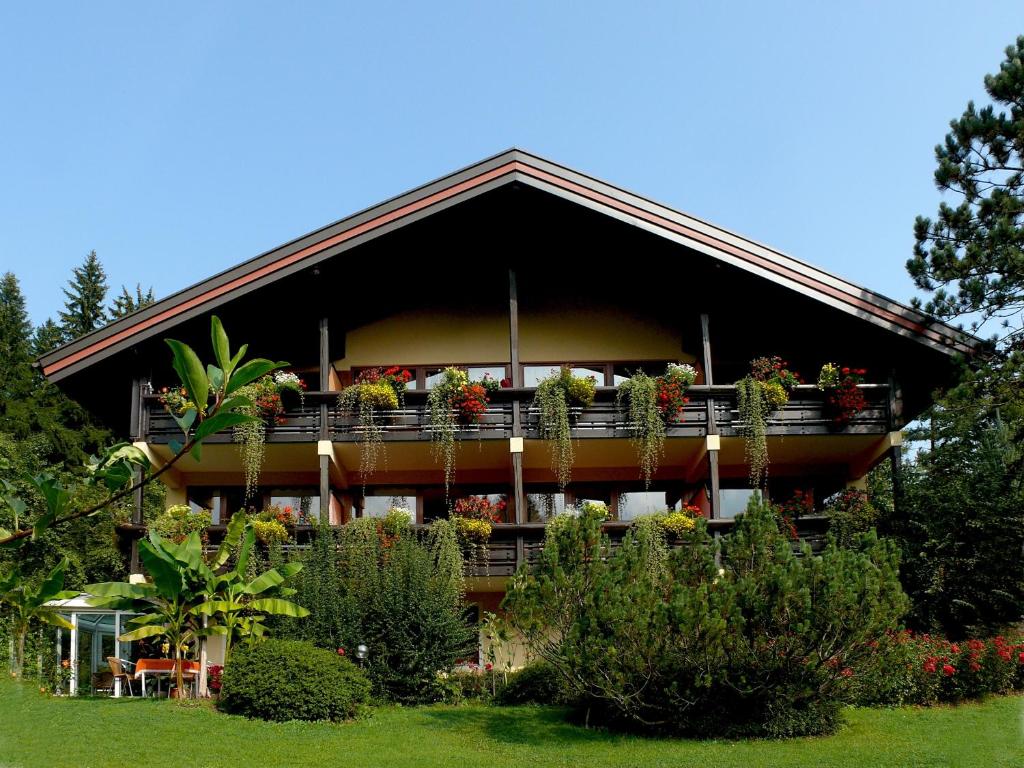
xmin=39 ymin=149 xmax=974 ymax=608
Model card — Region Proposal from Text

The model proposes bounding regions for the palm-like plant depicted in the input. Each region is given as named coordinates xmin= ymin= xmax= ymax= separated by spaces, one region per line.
xmin=87 ymin=512 xmax=308 ymax=697
xmin=0 ymin=558 xmax=78 ymax=676
xmin=198 ymin=520 xmax=308 ymax=661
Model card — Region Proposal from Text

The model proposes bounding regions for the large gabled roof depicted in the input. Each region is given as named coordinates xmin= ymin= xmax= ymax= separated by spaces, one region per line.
xmin=39 ymin=148 xmax=976 ymax=381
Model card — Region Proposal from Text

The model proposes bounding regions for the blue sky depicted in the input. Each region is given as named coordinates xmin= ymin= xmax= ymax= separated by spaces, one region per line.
xmin=1 ymin=2 xmax=1022 ymax=326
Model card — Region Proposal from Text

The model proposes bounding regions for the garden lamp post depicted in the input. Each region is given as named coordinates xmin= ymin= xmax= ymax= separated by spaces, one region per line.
xmin=355 ymin=643 xmax=368 ymax=667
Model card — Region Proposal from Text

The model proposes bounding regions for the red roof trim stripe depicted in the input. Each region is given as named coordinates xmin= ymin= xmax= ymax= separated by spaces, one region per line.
xmin=42 ymin=156 xmax=971 ymax=376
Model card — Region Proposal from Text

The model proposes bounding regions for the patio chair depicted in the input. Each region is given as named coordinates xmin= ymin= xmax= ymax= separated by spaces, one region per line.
xmin=107 ymin=657 xmax=135 ymax=697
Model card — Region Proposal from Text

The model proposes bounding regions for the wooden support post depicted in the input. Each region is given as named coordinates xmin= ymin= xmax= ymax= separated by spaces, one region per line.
xmin=130 ymin=377 xmax=144 ymax=573
xmin=319 ymin=316 xmax=331 ymax=522
xmin=700 ymin=314 xmax=721 ymax=519
xmin=888 ymin=370 xmax=903 ymax=516
xmin=509 ymin=269 xmax=526 ymax=528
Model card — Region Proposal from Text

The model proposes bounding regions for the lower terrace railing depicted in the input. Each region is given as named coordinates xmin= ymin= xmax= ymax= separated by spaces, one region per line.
xmin=121 ymin=517 xmax=830 ymax=579
xmin=141 ymin=385 xmax=891 ymax=444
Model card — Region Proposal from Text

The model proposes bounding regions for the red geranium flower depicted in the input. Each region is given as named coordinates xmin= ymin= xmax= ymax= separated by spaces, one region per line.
xmin=942 ymin=664 xmax=955 ymax=676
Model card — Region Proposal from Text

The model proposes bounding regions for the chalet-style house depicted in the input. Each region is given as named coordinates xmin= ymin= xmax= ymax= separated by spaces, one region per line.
xmin=40 ymin=149 xmax=973 ymax=606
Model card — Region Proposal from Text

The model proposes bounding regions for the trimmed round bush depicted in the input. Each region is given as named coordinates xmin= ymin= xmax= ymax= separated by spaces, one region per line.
xmin=495 ymin=662 xmax=563 ymax=705
xmin=219 ymin=639 xmax=370 ymax=722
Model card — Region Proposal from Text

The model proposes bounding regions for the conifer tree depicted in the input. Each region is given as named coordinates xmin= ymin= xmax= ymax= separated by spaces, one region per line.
xmin=0 ymin=272 xmax=34 ymax=421
xmin=58 ymin=250 xmax=108 ymax=341
xmin=109 ymin=283 xmax=155 ymax=320
xmin=32 ymin=318 xmax=64 ymax=356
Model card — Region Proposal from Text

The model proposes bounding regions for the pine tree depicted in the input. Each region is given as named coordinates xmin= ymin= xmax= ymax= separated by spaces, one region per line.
xmin=109 ymin=284 xmax=155 ymax=320
xmin=32 ymin=319 xmax=64 ymax=356
xmin=0 ymin=272 xmax=34 ymax=419
xmin=58 ymin=250 xmax=108 ymax=341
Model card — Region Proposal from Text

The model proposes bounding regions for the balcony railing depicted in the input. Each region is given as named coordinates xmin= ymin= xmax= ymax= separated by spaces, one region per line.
xmin=142 ymin=516 xmax=830 ymax=578
xmin=141 ymin=384 xmax=891 ymax=444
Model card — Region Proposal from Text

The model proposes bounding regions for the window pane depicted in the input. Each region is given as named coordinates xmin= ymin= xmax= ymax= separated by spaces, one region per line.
xmin=187 ymin=488 xmax=221 ymax=524
xmin=571 ymin=366 xmax=604 ymax=385
xmin=268 ymin=491 xmax=320 ymax=524
xmin=612 ymin=362 xmax=669 ymax=386
xmin=526 ymin=492 xmax=566 ymax=522
xmin=720 ymin=489 xmax=761 ymax=519
xmin=617 ymin=491 xmax=672 ymax=521
xmin=522 ymin=366 xmax=557 ymax=387
xmin=467 ymin=367 xmax=505 ymax=386
xmin=424 ymin=368 xmax=447 ymax=389
xmin=363 ymin=494 xmax=416 ymax=519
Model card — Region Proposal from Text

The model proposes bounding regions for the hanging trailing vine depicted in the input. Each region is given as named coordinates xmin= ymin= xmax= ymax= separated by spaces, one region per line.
xmin=231 ymin=372 xmax=307 ymax=501
xmin=533 ymin=366 xmax=597 ymax=489
xmin=337 ymin=367 xmax=411 ymax=483
xmin=616 ymin=363 xmax=696 ymax=487
xmin=426 ymin=367 xmax=495 ymax=494
xmin=736 ymin=356 xmax=801 ymax=488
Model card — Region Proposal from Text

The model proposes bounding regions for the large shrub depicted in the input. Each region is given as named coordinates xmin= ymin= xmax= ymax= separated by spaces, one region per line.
xmin=219 ymin=639 xmax=370 ymax=722
xmin=291 ymin=517 xmax=476 ymax=704
xmin=503 ymin=498 xmax=907 ymax=738
xmin=494 ymin=661 xmax=564 ymax=706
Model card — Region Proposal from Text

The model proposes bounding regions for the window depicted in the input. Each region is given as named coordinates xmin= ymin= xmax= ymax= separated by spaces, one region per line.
xmin=267 ymin=489 xmax=320 ymax=523
xmin=186 ymin=488 xmax=222 ymax=524
xmin=617 ymin=490 xmax=673 ymax=521
xmin=720 ymin=489 xmax=762 ymax=519
xmin=526 ymin=492 xmax=566 ymax=522
xmin=361 ymin=490 xmax=416 ymax=519
xmin=612 ymin=361 xmax=675 ymax=386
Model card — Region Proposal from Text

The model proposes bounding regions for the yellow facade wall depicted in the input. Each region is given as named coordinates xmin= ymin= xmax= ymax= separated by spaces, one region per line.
xmin=337 ymin=307 xmax=691 ymax=370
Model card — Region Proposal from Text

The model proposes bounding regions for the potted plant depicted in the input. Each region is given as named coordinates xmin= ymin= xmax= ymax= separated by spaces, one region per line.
xmin=533 ymin=366 xmax=598 ymax=489
xmin=617 ymin=363 xmax=697 ymax=487
xmin=426 ymin=368 xmax=498 ymax=492
xmin=736 ymin=356 xmax=802 ymax=487
xmin=817 ymin=363 xmax=869 ymax=427
xmin=337 ymin=367 xmax=412 ymax=482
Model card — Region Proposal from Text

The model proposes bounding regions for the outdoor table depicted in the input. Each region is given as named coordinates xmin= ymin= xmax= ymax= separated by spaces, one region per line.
xmin=134 ymin=659 xmax=200 ymax=697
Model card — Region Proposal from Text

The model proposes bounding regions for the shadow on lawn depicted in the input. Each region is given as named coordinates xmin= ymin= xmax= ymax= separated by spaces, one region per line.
xmin=421 ymin=706 xmax=616 ymax=746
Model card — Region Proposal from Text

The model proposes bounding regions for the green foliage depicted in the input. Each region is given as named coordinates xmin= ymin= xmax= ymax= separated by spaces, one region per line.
xmin=848 ymin=631 xmax=1024 ymax=707
xmin=616 ymin=371 xmax=665 ymax=488
xmin=825 ymin=489 xmax=879 ymax=549
xmin=290 ymin=518 xmax=475 ymax=703
xmin=504 ymin=496 xmax=908 ymax=737
xmin=883 ymin=407 xmax=1024 ymax=637
xmin=494 ymin=661 xmax=564 ymax=706
xmin=109 ymin=284 xmax=155 ymax=320
xmin=0 ymin=558 xmax=77 ymax=676
xmin=736 ymin=375 xmax=769 ymax=487
xmin=909 ymin=36 xmax=1024 ymax=357
xmin=153 ymin=504 xmax=212 ymax=543
xmin=58 ymin=250 xmax=108 ymax=341
xmin=533 ymin=367 xmax=597 ymax=490
xmin=219 ymin=639 xmax=370 ymax=722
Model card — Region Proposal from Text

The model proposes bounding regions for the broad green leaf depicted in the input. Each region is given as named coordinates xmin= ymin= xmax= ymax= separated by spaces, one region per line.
xmin=244 ymin=568 xmax=287 ymax=595
xmin=139 ymin=540 xmax=184 ymax=600
xmin=119 ymin=624 xmax=169 ymax=642
xmin=207 ymin=364 xmax=225 ymax=392
xmin=225 ymin=359 xmax=287 ymax=395
xmin=194 ymin=411 xmax=254 ymax=442
xmin=219 ymin=395 xmax=252 ymax=412
xmin=33 ymin=559 xmax=72 ymax=603
xmin=235 ymin=526 xmax=256 ymax=578
xmin=36 ymin=612 xmax=75 ymax=631
xmin=247 ymin=598 xmax=310 ymax=618
xmin=210 ymin=316 xmax=231 ymax=375
xmin=192 ymin=600 xmax=245 ymax=615
xmin=190 ymin=442 xmax=202 ymax=462
xmin=165 ymin=339 xmax=210 ymax=414
xmin=85 ymin=582 xmax=156 ymax=599
xmin=211 ymin=511 xmax=247 ymax=569
xmin=168 ymin=439 xmax=184 ymax=456
xmin=228 ymin=344 xmax=248 ymax=375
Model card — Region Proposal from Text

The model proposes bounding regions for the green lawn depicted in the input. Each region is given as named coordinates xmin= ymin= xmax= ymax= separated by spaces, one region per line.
xmin=0 ymin=679 xmax=1020 ymax=768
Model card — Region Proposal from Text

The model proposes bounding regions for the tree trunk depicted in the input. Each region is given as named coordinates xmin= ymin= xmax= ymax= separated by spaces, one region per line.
xmin=198 ymin=618 xmax=208 ymax=698
xmin=13 ymin=626 xmax=26 ymax=677
xmin=174 ymin=645 xmax=185 ymax=699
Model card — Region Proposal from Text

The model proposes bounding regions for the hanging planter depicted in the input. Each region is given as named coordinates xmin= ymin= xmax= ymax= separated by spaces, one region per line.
xmin=533 ymin=366 xmax=597 ymax=490
xmin=231 ymin=373 xmax=307 ymax=501
xmin=736 ymin=356 xmax=801 ymax=488
xmin=337 ymin=367 xmax=412 ymax=483
xmin=617 ymin=363 xmax=697 ymax=487
xmin=426 ymin=368 xmax=498 ymax=494
xmin=817 ymin=363 xmax=869 ymax=428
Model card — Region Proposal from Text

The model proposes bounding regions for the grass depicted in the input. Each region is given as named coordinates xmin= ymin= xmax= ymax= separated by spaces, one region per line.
xmin=0 ymin=678 xmax=1020 ymax=768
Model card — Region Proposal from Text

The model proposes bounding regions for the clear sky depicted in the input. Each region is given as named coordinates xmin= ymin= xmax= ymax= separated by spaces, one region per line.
xmin=1 ymin=2 xmax=1022 ymax=326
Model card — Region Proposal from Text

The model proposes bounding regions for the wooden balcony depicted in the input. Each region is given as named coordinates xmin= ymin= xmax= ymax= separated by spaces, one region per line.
xmin=141 ymin=384 xmax=892 ymax=445
xmin=154 ymin=516 xmax=830 ymax=580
